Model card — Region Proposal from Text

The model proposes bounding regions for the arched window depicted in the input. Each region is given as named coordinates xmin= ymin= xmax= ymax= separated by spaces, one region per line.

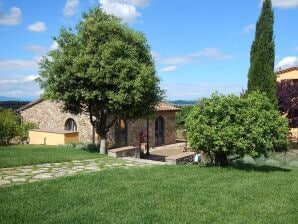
xmin=155 ymin=116 xmax=165 ymax=146
xmin=115 ymin=119 xmax=127 ymax=147
xmin=65 ymin=118 xmax=77 ymax=131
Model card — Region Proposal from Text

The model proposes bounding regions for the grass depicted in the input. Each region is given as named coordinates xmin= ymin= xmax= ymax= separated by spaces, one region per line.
xmin=0 ymin=145 xmax=101 ymax=168
xmin=0 ymin=165 xmax=297 ymax=224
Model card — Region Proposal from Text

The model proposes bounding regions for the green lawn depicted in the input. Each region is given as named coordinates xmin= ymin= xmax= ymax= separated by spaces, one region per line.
xmin=0 ymin=165 xmax=297 ymax=224
xmin=0 ymin=145 xmax=101 ymax=168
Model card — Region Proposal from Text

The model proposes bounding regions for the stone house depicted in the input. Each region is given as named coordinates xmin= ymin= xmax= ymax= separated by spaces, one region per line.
xmin=18 ymin=99 xmax=179 ymax=148
xmin=276 ymin=66 xmax=298 ymax=81
xmin=276 ymin=66 xmax=298 ymax=140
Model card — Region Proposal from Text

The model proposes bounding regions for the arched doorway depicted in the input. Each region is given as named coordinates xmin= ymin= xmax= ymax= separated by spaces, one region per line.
xmin=115 ymin=119 xmax=127 ymax=147
xmin=155 ymin=116 xmax=165 ymax=146
xmin=64 ymin=118 xmax=77 ymax=131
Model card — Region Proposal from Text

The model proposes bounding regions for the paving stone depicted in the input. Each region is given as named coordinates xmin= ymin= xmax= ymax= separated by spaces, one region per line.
xmin=32 ymin=170 xmax=46 ymax=174
xmin=4 ymin=175 xmax=17 ymax=180
xmin=0 ymin=179 xmax=10 ymax=185
xmin=37 ymin=164 xmax=52 ymax=168
xmin=2 ymin=170 xmax=16 ymax=175
xmin=32 ymin=173 xmax=53 ymax=179
xmin=12 ymin=178 xmax=27 ymax=183
xmin=19 ymin=169 xmax=33 ymax=173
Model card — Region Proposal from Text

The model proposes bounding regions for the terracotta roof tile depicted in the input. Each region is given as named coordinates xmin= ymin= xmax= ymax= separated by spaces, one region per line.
xmin=275 ymin=66 xmax=298 ymax=75
xmin=155 ymin=102 xmax=180 ymax=112
xmin=18 ymin=99 xmax=180 ymax=113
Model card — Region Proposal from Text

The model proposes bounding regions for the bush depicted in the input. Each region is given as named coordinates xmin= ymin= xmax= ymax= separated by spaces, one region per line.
xmin=17 ymin=121 xmax=38 ymax=142
xmin=186 ymin=92 xmax=289 ymax=166
xmin=176 ymin=105 xmax=194 ymax=128
xmin=0 ymin=108 xmax=38 ymax=144
xmin=0 ymin=108 xmax=19 ymax=144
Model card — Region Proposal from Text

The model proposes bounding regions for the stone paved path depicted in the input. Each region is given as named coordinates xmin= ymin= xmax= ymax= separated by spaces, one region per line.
xmin=0 ymin=157 xmax=165 ymax=187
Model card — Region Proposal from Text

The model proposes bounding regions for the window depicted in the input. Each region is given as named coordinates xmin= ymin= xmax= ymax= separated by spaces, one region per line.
xmin=65 ymin=118 xmax=77 ymax=131
xmin=115 ymin=119 xmax=127 ymax=147
xmin=155 ymin=116 xmax=165 ymax=146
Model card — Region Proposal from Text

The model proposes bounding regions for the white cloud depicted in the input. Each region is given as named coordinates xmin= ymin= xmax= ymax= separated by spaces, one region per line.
xmin=162 ymin=82 xmax=244 ymax=100
xmin=162 ymin=56 xmax=194 ymax=66
xmin=192 ymin=48 xmax=234 ymax=60
xmin=24 ymin=41 xmax=59 ymax=56
xmin=99 ymin=0 xmax=149 ymax=23
xmin=0 ymin=75 xmax=41 ymax=99
xmin=27 ymin=21 xmax=47 ymax=32
xmin=276 ymin=56 xmax=298 ymax=69
xmin=155 ymin=48 xmax=234 ymax=72
xmin=0 ymin=6 xmax=22 ymax=26
xmin=271 ymin=0 xmax=298 ymax=9
xmin=0 ymin=57 xmax=41 ymax=71
xmin=105 ymin=0 xmax=149 ymax=7
xmin=160 ymin=66 xmax=177 ymax=73
xmin=243 ymin=24 xmax=255 ymax=34
xmin=24 ymin=45 xmax=49 ymax=55
xmin=0 ymin=75 xmax=38 ymax=84
xmin=63 ymin=0 xmax=80 ymax=17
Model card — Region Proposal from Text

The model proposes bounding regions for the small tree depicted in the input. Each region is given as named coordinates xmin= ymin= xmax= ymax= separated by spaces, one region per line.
xmin=186 ymin=92 xmax=288 ymax=166
xmin=0 ymin=108 xmax=19 ymax=144
xmin=247 ymin=0 xmax=276 ymax=104
xmin=38 ymin=8 xmax=163 ymax=154
xmin=277 ymin=79 xmax=298 ymax=128
xmin=176 ymin=105 xmax=194 ymax=128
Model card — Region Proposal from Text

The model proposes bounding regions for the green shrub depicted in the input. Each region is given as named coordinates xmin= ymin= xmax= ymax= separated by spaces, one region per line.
xmin=0 ymin=108 xmax=19 ymax=144
xmin=186 ymin=92 xmax=289 ymax=166
xmin=176 ymin=105 xmax=194 ymax=128
xmin=17 ymin=121 xmax=38 ymax=142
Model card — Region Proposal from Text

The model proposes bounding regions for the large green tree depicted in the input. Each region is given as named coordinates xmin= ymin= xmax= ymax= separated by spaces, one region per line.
xmin=247 ymin=0 xmax=276 ymax=103
xmin=38 ymin=8 xmax=163 ymax=154
xmin=186 ymin=92 xmax=288 ymax=166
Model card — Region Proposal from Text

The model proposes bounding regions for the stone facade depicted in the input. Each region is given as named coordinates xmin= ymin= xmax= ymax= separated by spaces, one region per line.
xmin=19 ymin=100 xmax=178 ymax=148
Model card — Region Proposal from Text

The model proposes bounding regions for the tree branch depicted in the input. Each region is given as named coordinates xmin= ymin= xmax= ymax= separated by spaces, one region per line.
xmin=105 ymin=116 xmax=118 ymax=132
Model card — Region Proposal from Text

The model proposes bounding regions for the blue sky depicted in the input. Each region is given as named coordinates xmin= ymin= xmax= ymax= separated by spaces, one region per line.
xmin=0 ymin=0 xmax=297 ymax=101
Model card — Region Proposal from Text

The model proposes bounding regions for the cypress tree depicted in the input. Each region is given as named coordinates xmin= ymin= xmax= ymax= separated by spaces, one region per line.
xmin=247 ymin=0 xmax=276 ymax=103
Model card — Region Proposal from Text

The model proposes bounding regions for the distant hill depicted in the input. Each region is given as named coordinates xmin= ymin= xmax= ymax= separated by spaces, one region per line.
xmin=169 ymin=100 xmax=197 ymax=106
xmin=0 ymin=101 xmax=29 ymax=110
xmin=0 ymin=96 xmax=19 ymax=101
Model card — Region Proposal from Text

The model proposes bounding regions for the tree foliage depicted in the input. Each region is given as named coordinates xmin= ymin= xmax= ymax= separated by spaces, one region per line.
xmin=186 ymin=92 xmax=288 ymax=166
xmin=38 ymin=8 xmax=163 ymax=153
xmin=176 ymin=105 xmax=194 ymax=128
xmin=0 ymin=108 xmax=36 ymax=144
xmin=277 ymin=79 xmax=298 ymax=128
xmin=247 ymin=0 xmax=276 ymax=104
xmin=0 ymin=108 xmax=19 ymax=144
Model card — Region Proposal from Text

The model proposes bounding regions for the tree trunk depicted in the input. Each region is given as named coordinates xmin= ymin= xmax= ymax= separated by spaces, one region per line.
xmin=100 ymin=138 xmax=106 ymax=154
xmin=214 ymin=152 xmax=228 ymax=167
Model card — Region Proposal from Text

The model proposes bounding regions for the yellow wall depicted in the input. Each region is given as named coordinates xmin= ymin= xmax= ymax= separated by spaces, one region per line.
xmin=64 ymin=132 xmax=79 ymax=144
xmin=277 ymin=69 xmax=298 ymax=82
xmin=29 ymin=130 xmax=79 ymax=145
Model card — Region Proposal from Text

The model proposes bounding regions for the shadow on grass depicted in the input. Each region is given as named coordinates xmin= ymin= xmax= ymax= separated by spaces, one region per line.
xmin=228 ymin=164 xmax=291 ymax=173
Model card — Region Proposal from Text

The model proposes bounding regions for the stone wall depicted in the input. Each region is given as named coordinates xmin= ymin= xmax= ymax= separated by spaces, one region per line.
xmin=20 ymin=100 xmax=93 ymax=143
xmin=20 ymin=100 xmax=177 ymax=148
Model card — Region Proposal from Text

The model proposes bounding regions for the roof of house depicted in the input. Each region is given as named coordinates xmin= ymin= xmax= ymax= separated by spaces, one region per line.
xmin=155 ymin=102 xmax=180 ymax=112
xmin=16 ymin=98 xmax=43 ymax=112
xmin=17 ymin=99 xmax=179 ymax=112
xmin=276 ymin=66 xmax=298 ymax=75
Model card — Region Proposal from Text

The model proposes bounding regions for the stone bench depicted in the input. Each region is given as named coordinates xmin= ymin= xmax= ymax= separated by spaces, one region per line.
xmin=165 ymin=151 xmax=196 ymax=165
xmin=108 ymin=146 xmax=140 ymax=158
